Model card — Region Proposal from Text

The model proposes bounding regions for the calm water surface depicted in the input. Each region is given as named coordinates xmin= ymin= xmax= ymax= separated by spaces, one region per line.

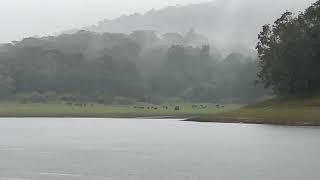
xmin=0 ymin=118 xmax=319 ymax=180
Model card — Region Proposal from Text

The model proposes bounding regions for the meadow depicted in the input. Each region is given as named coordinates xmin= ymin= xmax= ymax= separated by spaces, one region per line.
xmin=192 ymin=97 xmax=320 ymax=126
xmin=2 ymin=99 xmax=319 ymax=126
xmin=0 ymin=102 xmax=241 ymax=118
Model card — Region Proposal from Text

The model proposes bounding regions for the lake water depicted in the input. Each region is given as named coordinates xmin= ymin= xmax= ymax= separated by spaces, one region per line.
xmin=0 ymin=118 xmax=319 ymax=180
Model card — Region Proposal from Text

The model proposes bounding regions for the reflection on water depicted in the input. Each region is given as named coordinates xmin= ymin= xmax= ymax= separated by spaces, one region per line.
xmin=0 ymin=118 xmax=319 ymax=180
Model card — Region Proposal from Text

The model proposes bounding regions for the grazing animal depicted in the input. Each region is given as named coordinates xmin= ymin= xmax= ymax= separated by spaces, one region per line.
xmin=174 ymin=106 xmax=180 ymax=111
xmin=192 ymin=105 xmax=198 ymax=108
xmin=134 ymin=106 xmax=145 ymax=109
xmin=199 ymin=105 xmax=207 ymax=109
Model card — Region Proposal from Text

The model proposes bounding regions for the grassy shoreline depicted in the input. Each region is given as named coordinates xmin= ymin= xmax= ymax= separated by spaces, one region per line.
xmin=189 ymin=97 xmax=320 ymax=126
xmin=0 ymin=102 xmax=241 ymax=119
xmin=1 ymin=99 xmax=318 ymax=126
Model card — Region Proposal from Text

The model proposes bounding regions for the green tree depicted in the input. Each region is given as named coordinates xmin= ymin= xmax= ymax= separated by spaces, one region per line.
xmin=256 ymin=1 xmax=320 ymax=96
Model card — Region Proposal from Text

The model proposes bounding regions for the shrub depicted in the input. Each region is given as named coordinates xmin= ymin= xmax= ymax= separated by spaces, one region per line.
xmin=112 ymin=96 xmax=135 ymax=105
xmin=43 ymin=91 xmax=57 ymax=101
xmin=59 ymin=94 xmax=77 ymax=102
xmin=30 ymin=92 xmax=47 ymax=103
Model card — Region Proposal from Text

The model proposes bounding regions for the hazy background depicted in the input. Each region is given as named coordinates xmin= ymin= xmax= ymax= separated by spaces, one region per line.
xmin=0 ymin=0 xmax=319 ymax=104
xmin=0 ymin=0 xmax=210 ymax=43
xmin=0 ymin=0 xmax=315 ymax=44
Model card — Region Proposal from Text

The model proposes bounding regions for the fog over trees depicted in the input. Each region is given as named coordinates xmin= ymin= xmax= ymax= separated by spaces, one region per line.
xmin=83 ymin=0 xmax=314 ymax=51
xmin=0 ymin=30 xmax=266 ymax=104
xmin=0 ymin=0 xmax=318 ymax=104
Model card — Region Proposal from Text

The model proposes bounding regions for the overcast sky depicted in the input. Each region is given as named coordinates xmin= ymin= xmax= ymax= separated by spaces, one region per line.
xmin=0 ymin=0 xmax=211 ymax=43
xmin=0 ymin=0 xmax=315 ymax=43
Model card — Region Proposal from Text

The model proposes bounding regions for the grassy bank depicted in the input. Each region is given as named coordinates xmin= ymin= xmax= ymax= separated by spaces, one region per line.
xmin=0 ymin=102 xmax=241 ymax=118
xmin=191 ymin=97 xmax=320 ymax=126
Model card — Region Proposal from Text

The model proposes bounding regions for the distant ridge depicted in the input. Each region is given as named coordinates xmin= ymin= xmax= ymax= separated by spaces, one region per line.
xmin=75 ymin=0 xmax=314 ymax=50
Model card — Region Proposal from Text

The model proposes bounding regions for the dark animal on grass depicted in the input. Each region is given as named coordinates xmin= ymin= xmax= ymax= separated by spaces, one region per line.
xmin=134 ymin=106 xmax=144 ymax=109
xmin=174 ymin=106 xmax=180 ymax=111
xmin=134 ymin=106 xmax=145 ymax=109
xmin=200 ymin=105 xmax=207 ymax=109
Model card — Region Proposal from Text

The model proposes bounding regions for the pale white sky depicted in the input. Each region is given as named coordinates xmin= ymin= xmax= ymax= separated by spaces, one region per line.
xmin=0 ymin=0 xmax=210 ymax=43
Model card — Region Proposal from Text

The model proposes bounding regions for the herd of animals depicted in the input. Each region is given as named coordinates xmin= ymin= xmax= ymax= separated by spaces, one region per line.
xmin=133 ymin=104 xmax=225 ymax=111
xmin=63 ymin=102 xmax=225 ymax=111
xmin=64 ymin=102 xmax=94 ymax=107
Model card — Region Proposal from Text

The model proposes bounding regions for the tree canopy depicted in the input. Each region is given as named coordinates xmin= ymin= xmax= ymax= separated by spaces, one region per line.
xmin=0 ymin=30 xmax=266 ymax=104
xmin=256 ymin=1 xmax=320 ymax=96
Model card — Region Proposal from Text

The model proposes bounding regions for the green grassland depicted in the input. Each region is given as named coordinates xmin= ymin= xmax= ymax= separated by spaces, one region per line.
xmin=0 ymin=102 xmax=241 ymax=118
xmin=191 ymin=97 xmax=320 ymax=126
xmin=1 ymin=99 xmax=319 ymax=126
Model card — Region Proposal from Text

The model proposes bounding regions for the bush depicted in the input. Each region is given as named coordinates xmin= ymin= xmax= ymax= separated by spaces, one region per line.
xmin=30 ymin=92 xmax=47 ymax=103
xmin=59 ymin=94 xmax=77 ymax=102
xmin=16 ymin=94 xmax=29 ymax=104
xmin=16 ymin=92 xmax=47 ymax=103
xmin=112 ymin=96 xmax=136 ymax=105
xmin=43 ymin=92 xmax=57 ymax=101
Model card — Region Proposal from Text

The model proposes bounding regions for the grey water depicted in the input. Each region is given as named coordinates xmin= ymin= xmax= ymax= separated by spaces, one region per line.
xmin=0 ymin=118 xmax=319 ymax=180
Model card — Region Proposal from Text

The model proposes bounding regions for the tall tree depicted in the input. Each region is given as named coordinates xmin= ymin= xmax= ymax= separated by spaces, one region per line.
xmin=256 ymin=1 xmax=320 ymax=96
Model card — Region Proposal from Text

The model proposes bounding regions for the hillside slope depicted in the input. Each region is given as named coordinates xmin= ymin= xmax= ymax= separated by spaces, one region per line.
xmin=84 ymin=0 xmax=315 ymax=50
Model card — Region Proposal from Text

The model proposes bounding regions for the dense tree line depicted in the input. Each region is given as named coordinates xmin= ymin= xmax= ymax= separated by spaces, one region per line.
xmin=0 ymin=30 xmax=266 ymax=104
xmin=257 ymin=1 xmax=320 ymax=96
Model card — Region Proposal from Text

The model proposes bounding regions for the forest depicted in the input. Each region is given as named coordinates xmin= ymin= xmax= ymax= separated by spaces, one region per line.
xmin=0 ymin=29 xmax=266 ymax=104
xmin=1 ymin=0 xmax=319 ymax=106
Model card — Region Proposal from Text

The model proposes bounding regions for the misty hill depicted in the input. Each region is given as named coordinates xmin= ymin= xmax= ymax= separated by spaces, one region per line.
xmin=83 ymin=0 xmax=314 ymax=50
xmin=0 ymin=30 xmax=267 ymax=103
